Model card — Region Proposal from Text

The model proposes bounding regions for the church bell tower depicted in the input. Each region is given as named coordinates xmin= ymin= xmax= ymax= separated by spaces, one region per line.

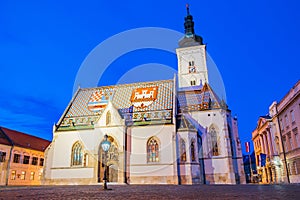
xmin=176 ymin=4 xmax=209 ymax=89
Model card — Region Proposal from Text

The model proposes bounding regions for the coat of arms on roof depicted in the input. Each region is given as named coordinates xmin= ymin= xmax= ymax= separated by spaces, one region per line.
xmin=130 ymin=86 xmax=158 ymax=108
xmin=88 ymin=89 xmax=113 ymax=112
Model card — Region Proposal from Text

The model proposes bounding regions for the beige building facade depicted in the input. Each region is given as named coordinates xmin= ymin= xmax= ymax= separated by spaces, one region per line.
xmin=252 ymin=80 xmax=300 ymax=183
xmin=0 ymin=127 xmax=50 ymax=185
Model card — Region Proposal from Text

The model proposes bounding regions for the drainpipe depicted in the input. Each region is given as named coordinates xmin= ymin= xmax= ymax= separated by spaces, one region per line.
xmin=5 ymin=145 xmax=14 ymax=186
xmin=275 ymin=106 xmax=290 ymax=183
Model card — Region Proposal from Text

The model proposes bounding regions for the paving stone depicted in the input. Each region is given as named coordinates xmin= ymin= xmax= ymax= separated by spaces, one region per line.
xmin=0 ymin=184 xmax=300 ymax=200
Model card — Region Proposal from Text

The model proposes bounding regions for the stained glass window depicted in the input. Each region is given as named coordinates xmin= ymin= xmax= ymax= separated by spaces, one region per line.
xmin=210 ymin=127 xmax=219 ymax=156
xmin=191 ymin=140 xmax=196 ymax=161
xmin=147 ymin=138 xmax=159 ymax=162
xmin=180 ymin=139 xmax=186 ymax=162
xmin=72 ymin=142 xmax=83 ymax=166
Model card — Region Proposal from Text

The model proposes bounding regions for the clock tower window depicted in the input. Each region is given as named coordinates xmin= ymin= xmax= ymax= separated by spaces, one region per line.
xmin=191 ymin=80 xmax=196 ymax=86
xmin=189 ymin=61 xmax=194 ymax=66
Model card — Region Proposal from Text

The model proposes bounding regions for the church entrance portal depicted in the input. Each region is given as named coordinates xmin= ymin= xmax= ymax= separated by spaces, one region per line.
xmin=98 ymin=137 xmax=119 ymax=183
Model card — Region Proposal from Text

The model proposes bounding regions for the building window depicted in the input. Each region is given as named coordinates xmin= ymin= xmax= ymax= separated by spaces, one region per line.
xmin=180 ymin=139 xmax=186 ymax=162
xmin=288 ymin=133 xmax=294 ymax=150
xmin=189 ymin=61 xmax=195 ymax=66
xmin=13 ymin=154 xmax=21 ymax=163
xmin=32 ymin=157 xmax=38 ymax=165
xmin=283 ymin=136 xmax=287 ymax=151
xmin=39 ymin=158 xmax=44 ymax=166
xmin=190 ymin=80 xmax=196 ymax=86
xmin=38 ymin=172 xmax=42 ymax=180
xmin=21 ymin=171 xmax=26 ymax=180
xmin=294 ymin=161 xmax=298 ymax=175
xmin=11 ymin=171 xmax=16 ymax=180
xmin=291 ymin=110 xmax=295 ymax=123
xmin=30 ymin=172 xmax=35 ymax=180
xmin=285 ymin=115 xmax=289 ymax=128
xmin=71 ymin=142 xmax=83 ymax=166
xmin=275 ymin=136 xmax=280 ymax=153
xmin=23 ymin=155 xmax=30 ymax=164
xmin=106 ymin=111 xmax=111 ymax=126
xmin=288 ymin=163 xmax=292 ymax=175
xmin=191 ymin=140 xmax=196 ymax=161
xmin=0 ymin=151 xmax=6 ymax=162
xmin=147 ymin=137 xmax=159 ymax=162
xmin=293 ymin=128 xmax=299 ymax=147
xmin=280 ymin=119 xmax=284 ymax=131
xmin=210 ymin=126 xmax=219 ymax=156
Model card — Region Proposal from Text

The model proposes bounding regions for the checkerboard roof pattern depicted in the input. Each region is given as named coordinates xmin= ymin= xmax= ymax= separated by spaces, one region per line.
xmin=57 ymin=79 xmax=174 ymax=127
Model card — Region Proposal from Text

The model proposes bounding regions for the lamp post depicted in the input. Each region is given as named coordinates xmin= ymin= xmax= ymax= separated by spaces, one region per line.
xmin=101 ymin=134 xmax=111 ymax=190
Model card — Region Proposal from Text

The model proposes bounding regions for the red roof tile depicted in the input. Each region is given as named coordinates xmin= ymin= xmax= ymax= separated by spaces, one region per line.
xmin=0 ymin=127 xmax=50 ymax=152
xmin=0 ymin=129 xmax=11 ymax=146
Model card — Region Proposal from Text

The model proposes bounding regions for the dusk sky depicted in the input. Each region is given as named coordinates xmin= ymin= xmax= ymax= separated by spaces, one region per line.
xmin=0 ymin=1 xmax=299 ymax=154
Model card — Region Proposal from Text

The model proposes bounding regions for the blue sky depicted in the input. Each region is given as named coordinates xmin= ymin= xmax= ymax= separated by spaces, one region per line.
xmin=0 ymin=0 xmax=299 ymax=154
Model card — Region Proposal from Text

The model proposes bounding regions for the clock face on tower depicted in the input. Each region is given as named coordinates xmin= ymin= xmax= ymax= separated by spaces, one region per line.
xmin=189 ymin=65 xmax=196 ymax=73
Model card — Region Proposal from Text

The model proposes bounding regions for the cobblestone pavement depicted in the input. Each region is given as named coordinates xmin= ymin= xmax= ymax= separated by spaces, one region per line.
xmin=0 ymin=184 xmax=300 ymax=200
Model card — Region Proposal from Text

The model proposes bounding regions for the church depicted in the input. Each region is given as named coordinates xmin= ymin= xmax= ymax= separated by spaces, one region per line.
xmin=43 ymin=6 xmax=245 ymax=185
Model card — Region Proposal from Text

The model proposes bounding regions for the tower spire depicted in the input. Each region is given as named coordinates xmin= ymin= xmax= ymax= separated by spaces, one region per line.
xmin=179 ymin=4 xmax=204 ymax=47
xmin=184 ymin=4 xmax=195 ymax=37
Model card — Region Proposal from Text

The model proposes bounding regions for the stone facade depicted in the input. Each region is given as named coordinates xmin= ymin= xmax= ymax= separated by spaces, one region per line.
xmin=0 ymin=127 xmax=50 ymax=186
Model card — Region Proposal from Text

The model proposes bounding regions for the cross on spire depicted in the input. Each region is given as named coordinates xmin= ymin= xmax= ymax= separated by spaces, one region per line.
xmin=186 ymin=3 xmax=190 ymax=15
xmin=184 ymin=4 xmax=195 ymax=37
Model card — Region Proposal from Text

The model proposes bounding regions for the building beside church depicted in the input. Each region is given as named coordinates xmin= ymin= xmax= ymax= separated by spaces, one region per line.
xmin=252 ymin=80 xmax=300 ymax=184
xmin=43 ymin=6 xmax=245 ymax=185
xmin=0 ymin=127 xmax=50 ymax=185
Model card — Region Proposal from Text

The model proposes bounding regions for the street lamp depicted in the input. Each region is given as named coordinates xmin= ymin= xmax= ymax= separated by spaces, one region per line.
xmin=101 ymin=134 xmax=111 ymax=190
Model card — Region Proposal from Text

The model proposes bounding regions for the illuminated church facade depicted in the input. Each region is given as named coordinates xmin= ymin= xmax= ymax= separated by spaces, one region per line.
xmin=43 ymin=7 xmax=245 ymax=185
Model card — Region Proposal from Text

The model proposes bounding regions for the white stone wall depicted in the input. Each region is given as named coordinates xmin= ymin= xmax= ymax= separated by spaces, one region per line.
xmin=176 ymin=45 xmax=208 ymax=88
xmin=188 ymin=109 xmax=237 ymax=183
xmin=44 ymin=103 xmax=127 ymax=183
xmin=129 ymin=124 xmax=177 ymax=182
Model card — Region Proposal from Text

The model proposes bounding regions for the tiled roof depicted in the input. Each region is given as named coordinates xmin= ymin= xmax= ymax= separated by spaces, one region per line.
xmin=0 ymin=127 xmax=50 ymax=152
xmin=178 ymin=83 xmax=226 ymax=112
xmin=177 ymin=114 xmax=196 ymax=131
xmin=0 ymin=129 xmax=11 ymax=146
xmin=57 ymin=79 xmax=174 ymax=130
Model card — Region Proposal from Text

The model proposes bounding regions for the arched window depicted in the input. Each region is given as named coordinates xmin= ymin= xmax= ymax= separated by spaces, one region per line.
xmin=180 ymin=139 xmax=186 ymax=162
xmin=71 ymin=142 xmax=83 ymax=166
xmin=147 ymin=137 xmax=159 ymax=162
xmin=106 ymin=111 xmax=111 ymax=125
xmin=210 ymin=126 xmax=219 ymax=156
xmin=191 ymin=140 xmax=196 ymax=161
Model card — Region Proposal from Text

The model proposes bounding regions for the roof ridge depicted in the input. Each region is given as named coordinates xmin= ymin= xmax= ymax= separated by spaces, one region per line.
xmin=55 ymin=87 xmax=82 ymax=130
xmin=79 ymin=79 xmax=174 ymax=91
xmin=0 ymin=126 xmax=50 ymax=142
xmin=0 ymin=127 xmax=14 ymax=146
